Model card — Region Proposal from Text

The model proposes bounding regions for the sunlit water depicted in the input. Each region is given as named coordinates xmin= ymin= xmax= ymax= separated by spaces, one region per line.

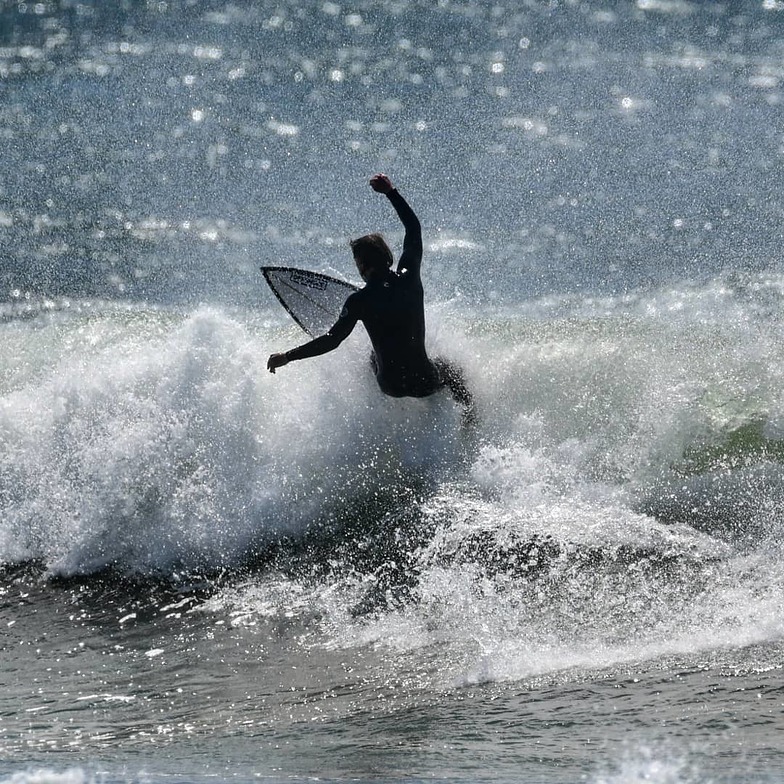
xmin=3 ymin=2 xmax=784 ymax=783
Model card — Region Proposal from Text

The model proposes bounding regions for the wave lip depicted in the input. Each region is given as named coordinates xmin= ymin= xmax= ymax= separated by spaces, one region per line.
xmin=0 ymin=305 xmax=468 ymax=578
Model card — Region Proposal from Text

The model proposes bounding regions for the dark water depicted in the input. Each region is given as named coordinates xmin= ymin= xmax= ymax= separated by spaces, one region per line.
xmin=3 ymin=2 xmax=784 ymax=783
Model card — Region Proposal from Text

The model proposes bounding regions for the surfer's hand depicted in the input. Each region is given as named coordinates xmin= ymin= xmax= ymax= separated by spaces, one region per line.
xmin=267 ymin=353 xmax=289 ymax=373
xmin=369 ymin=173 xmax=393 ymax=194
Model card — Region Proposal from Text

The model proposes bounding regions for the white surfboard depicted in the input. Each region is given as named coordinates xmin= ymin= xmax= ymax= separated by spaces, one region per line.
xmin=261 ymin=266 xmax=359 ymax=337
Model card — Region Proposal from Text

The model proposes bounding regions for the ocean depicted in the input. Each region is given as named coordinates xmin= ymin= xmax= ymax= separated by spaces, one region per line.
xmin=3 ymin=1 xmax=784 ymax=782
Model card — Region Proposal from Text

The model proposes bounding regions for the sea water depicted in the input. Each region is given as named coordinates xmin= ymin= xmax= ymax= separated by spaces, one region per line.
xmin=3 ymin=2 xmax=784 ymax=782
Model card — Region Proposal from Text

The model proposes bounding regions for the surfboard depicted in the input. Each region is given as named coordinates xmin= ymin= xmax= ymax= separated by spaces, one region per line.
xmin=261 ymin=266 xmax=359 ymax=337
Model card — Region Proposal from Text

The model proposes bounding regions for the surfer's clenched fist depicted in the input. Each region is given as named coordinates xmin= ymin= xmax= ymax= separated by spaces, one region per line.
xmin=369 ymin=173 xmax=394 ymax=194
xmin=267 ymin=352 xmax=289 ymax=373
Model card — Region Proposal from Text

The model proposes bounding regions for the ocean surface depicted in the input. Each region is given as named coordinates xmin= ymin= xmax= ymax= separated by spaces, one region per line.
xmin=3 ymin=1 xmax=784 ymax=782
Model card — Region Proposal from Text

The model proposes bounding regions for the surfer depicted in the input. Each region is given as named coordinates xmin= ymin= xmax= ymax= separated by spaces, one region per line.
xmin=267 ymin=174 xmax=474 ymax=423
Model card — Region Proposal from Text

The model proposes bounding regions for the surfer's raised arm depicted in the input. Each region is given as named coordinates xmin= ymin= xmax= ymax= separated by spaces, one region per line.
xmin=370 ymin=174 xmax=423 ymax=277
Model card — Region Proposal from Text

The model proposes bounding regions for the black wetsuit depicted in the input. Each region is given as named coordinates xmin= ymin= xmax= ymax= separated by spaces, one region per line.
xmin=285 ymin=189 xmax=444 ymax=398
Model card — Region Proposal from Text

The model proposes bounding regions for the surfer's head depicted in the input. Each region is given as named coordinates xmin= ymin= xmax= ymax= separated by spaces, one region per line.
xmin=351 ymin=233 xmax=393 ymax=281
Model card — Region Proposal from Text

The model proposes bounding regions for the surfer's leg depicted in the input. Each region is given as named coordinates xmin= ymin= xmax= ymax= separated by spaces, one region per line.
xmin=434 ymin=358 xmax=476 ymax=426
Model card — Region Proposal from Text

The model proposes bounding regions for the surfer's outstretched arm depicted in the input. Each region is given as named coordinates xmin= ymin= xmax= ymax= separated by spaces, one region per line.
xmin=267 ymin=297 xmax=358 ymax=373
xmin=267 ymin=334 xmax=339 ymax=373
xmin=369 ymin=174 xmax=422 ymax=276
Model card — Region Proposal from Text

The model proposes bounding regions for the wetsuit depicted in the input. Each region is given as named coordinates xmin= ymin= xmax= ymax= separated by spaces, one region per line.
xmin=285 ymin=189 xmax=456 ymax=399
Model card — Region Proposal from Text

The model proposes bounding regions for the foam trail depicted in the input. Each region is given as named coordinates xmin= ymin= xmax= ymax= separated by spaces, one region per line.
xmin=591 ymin=745 xmax=704 ymax=784
xmin=0 ymin=770 xmax=95 ymax=784
xmin=228 ymin=275 xmax=784 ymax=686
